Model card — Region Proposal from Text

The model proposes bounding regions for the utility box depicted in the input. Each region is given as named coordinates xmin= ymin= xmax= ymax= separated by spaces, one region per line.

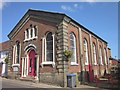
xmin=67 ymin=74 xmax=76 ymax=88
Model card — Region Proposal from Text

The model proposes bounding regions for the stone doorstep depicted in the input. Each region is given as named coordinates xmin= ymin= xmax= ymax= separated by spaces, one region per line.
xmin=19 ymin=76 xmax=37 ymax=83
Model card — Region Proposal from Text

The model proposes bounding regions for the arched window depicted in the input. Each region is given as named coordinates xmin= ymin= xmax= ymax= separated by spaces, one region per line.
xmin=93 ymin=43 xmax=97 ymax=65
xmin=34 ymin=26 xmax=37 ymax=37
xmin=24 ymin=25 xmax=38 ymax=41
xmin=84 ymin=39 xmax=89 ymax=65
xmin=26 ymin=29 xmax=29 ymax=39
xmin=16 ymin=41 xmax=20 ymax=64
xmin=104 ymin=48 xmax=107 ymax=65
xmin=46 ymin=32 xmax=53 ymax=62
xmin=70 ymin=33 xmax=77 ymax=64
xmin=99 ymin=47 xmax=103 ymax=65
xmin=41 ymin=32 xmax=55 ymax=67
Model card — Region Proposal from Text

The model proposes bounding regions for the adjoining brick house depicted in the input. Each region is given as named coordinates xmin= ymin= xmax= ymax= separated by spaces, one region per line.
xmin=8 ymin=9 xmax=111 ymax=87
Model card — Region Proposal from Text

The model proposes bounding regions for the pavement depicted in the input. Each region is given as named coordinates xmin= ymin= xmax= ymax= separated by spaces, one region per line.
xmin=0 ymin=77 xmax=110 ymax=89
xmin=1 ymin=77 xmax=61 ymax=88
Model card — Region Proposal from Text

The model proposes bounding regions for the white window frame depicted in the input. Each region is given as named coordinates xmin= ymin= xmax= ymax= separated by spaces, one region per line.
xmin=41 ymin=32 xmax=55 ymax=68
xmin=70 ymin=33 xmax=78 ymax=65
xmin=99 ymin=47 xmax=103 ymax=65
xmin=84 ymin=39 xmax=89 ymax=65
xmin=12 ymin=42 xmax=21 ymax=67
xmin=104 ymin=48 xmax=107 ymax=65
xmin=93 ymin=44 xmax=97 ymax=65
xmin=24 ymin=27 xmax=38 ymax=42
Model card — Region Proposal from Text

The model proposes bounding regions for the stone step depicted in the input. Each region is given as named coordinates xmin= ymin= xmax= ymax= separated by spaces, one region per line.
xmin=19 ymin=76 xmax=36 ymax=83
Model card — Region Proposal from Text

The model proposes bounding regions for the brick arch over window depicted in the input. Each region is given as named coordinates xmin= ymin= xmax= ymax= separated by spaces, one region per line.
xmin=83 ymin=38 xmax=89 ymax=65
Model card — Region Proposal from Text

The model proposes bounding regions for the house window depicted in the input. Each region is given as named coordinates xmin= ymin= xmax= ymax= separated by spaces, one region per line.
xmin=70 ymin=33 xmax=77 ymax=65
xmin=93 ymin=43 xmax=97 ymax=65
xmin=104 ymin=48 xmax=107 ymax=65
xmin=41 ymin=32 xmax=55 ymax=67
xmin=84 ymin=39 xmax=89 ymax=65
xmin=99 ymin=47 xmax=103 ymax=65
xmin=24 ymin=25 xmax=38 ymax=41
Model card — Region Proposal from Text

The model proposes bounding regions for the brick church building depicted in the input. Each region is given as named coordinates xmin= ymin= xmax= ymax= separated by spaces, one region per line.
xmin=8 ymin=9 xmax=111 ymax=87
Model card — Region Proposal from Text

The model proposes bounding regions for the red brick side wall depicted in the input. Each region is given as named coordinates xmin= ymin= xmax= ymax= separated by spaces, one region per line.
xmin=67 ymin=23 xmax=80 ymax=73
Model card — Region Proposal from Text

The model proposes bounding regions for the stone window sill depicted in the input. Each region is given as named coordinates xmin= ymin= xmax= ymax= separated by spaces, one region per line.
xmin=41 ymin=62 xmax=55 ymax=68
xmin=24 ymin=36 xmax=38 ymax=42
xmin=71 ymin=62 xmax=79 ymax=66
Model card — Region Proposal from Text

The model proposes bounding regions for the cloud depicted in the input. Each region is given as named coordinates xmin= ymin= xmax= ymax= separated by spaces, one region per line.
xmin=61 ymin=3 xmax=84 ymax=12
xmin=61 ymin=5 xmax=75 ymax=12
xmin=74 ymin=4 xmax=78 ymax=8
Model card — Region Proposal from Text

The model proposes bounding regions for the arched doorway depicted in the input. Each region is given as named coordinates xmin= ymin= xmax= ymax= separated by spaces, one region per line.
xmin=21 ymin=44 xmax=39 ymax=78
xmin=28 ymin=49 xmax=36 ymax=76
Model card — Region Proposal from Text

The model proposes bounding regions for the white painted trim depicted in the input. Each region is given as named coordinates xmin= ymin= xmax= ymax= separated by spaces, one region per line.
xmin=84 ymin=39 xmax=89 ymax=65
xmin=99 ymin=47 xmax=103 ymax=65
xmin=41 ymin=33 xmax=55 ymax=68
xmin=12 ymin=45 xmax=15 ymax=64
xmin=42 ymin=37 xmax=45 ymax=64
xmin=24 ymin=36 xmax=38 ymax=42
xmin=19 ymin=43 xmax=21 ymax=64
xmin=70 ymin=62 xmax=79 ymax=66
xmin=24 ymin=27 xmax=38 ymax=42
xmin=104 ymin=48 xmax=107 ymax=65
xmin=24 ymin=44 xmax=37 ymax=52
xmin=89 ymin=34 xmax=93 ymax=65
xmin=79 ymin=28 xmax=85 ymax=71
xmin=32 ymin=28 xmax=35 ymax=38
xmin=70 ymin=33 xmax=77 ymax=64
xmin=36 ymin=55 xmax=39 ymax=80
xmin=12 ymin=64 xmax=20 ymax=67
xmin=52 ymin=34 xmax=55 ymax=63
xmin=21 ymin=57 xmax=24 ymax=77
xmin=24 ymin=57 xmax=27 ymax=77
xmin=93 ymin=43 xmax=97 ymax=65
xmin=28 ymin=28 xmax=31 ymax=39
xmin=15 ymin=45 xmax=17 ymax=64
xmin=45 ymin=36 xmax=47 ymax=62
xmin=26 ymin=55 xmax=28 ymax=75
xmin=41 ymin=62 xmax=55 ymax=67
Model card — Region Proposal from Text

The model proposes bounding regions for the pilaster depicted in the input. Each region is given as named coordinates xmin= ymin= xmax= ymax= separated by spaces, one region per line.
xmin=56 ymin=19 xmax=69 ymax=87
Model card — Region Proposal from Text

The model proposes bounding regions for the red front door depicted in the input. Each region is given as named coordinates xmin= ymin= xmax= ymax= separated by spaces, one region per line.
xmin=28 ymin=49 xmax=36 ymax=76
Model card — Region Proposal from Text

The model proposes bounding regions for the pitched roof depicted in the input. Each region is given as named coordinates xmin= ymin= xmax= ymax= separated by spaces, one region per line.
xmin=0 ymin=40 xmax=10 ymax=51
xmin=8 ymin=9 xmax=107 ymax=44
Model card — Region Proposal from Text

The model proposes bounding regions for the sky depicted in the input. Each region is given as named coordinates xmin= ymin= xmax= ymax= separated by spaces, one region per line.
xmin=1 ymin=1 xmax=118 ymax=59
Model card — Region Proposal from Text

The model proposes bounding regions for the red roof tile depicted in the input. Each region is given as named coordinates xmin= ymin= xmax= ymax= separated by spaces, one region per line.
xmin=0 ymin=40 xmax=10 ymax=51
